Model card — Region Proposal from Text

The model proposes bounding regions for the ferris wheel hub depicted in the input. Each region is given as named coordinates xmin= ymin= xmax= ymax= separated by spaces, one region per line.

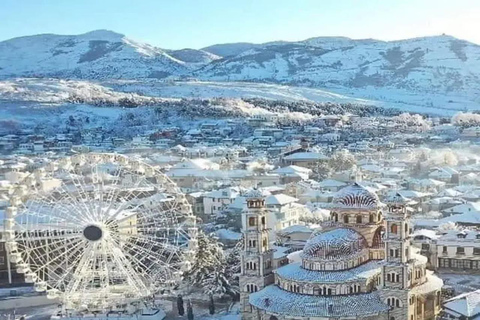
xmin=83 ymin=225 xmax=103 ymax=242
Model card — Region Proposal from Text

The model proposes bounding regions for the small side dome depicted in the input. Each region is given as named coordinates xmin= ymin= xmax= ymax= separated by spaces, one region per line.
xmin=333 ymin=183 xmax=380 ymax=209
xmin=302 ymin=228 xmax=367 ymax=260
xmin=244 ymin=188 xmax=264 ymax=200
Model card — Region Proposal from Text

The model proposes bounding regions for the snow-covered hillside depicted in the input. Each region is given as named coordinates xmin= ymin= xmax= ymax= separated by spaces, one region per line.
xmin=0 ymin=30 xmax=198 ymax=79
xmin=197 ymin=35 xmax=480 ymax=97
xmin=2 ymin=78 xmax=478 ymax=115
xmin=1 ymin=31 xmax=480 ymax=114
xmin=104 ymin=80 xmax=375 ymax=105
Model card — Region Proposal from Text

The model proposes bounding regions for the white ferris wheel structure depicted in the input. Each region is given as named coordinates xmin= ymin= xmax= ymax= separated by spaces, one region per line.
xmin=3 ymin=153 xmax=197 ymax=315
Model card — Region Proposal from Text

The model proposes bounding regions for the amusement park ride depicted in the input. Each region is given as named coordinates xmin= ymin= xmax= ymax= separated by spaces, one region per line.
xmin=3 ymin=153 xmax=198 ymax=320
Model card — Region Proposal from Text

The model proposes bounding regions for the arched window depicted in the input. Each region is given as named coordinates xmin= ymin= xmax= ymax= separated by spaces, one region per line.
xmin=391 ymin=224 xmax=398 ymax=234
xmin=369 ymin=214 xmax=374 ymax=223
xmin=245 ymin=283 xmax=258 ymax=293
xmin=404 ymin=223 xmax=408 ymax=235
xmin=332 ymin=212 xmax=338 ymax=222
xmin=356 ymin=215 xmax=362 ymax=224
xmin=343 ymin=215 xmax=349 ymax=223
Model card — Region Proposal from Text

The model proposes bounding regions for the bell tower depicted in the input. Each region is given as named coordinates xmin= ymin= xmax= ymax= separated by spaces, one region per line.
xmin=239 ymin=190 xmax=274 ymax=320
xmin=379 ymin=192 xmax=413 ymax=320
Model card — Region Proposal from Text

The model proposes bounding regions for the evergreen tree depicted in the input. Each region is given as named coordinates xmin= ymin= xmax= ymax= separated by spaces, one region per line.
xmin=184 ymin=231 xmax=239 ymax=299
xmin=177 ymin=295 xmax=185 ymax=316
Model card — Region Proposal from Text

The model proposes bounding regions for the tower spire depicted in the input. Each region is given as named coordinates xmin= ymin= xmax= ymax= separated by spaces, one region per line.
xmin=239 ymin=190 xmax=274 ymax=320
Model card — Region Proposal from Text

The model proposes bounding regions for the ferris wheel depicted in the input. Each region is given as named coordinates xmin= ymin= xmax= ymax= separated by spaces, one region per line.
xmin=3 ymin=153 xmax=197 ymax=313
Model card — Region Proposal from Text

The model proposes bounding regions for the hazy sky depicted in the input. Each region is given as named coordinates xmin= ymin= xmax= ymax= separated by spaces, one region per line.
xmin=2 ymin=0 xmax=479 ymax=49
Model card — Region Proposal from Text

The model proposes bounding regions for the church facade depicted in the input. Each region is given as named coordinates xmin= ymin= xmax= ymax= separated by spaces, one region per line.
xmin=240 ymin=184 xmax=443 ymax=320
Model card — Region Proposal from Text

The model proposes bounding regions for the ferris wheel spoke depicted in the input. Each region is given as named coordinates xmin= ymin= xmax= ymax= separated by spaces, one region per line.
xmin=64 ymin=241 xmax=99 ymax=294
xmin=107 ymin=242 xmax=149 ymax=295
xmin=21 ymin=196 xmax=87 ymax=226
xmin=51 ymin=242 xmax=93 ymax=289
xmin=44 ymin=188 xmax=92 ymax=224
xmin=25 ymin=237 xmax=87 ymax=274
xmin=108 ymin=233 xmax=170 ymax=267
xmin=67 ymin=167 xmax=98 ymax=222
xmin=106 ymin=177 xmax=151 ymax=223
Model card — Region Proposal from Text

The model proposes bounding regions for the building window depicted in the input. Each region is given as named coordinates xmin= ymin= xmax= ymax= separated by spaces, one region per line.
xmin=261 ymin=216 xmax=266 ymax=226
xmin=457 ymin=247 xmax=465 ymax=255
xmin=332 ymin=212 xmax=338 ymax=222
xmin=356 ymin=215 xmax=362 ymax=224
xmin=369 ymin=214 xmax=374 ymax=223
xmin=249 ymin=217 xmax=256 ymax=226
xmin=246 ymin=284 xmax=258 ymax=293
xmin=343 ymin=215 xmax=349 ymax=223
xmin=391 ymin=224 xmax=398 ymax=234
xmin=443 ymin=246 xmax=448 ymax=254
xmin=474 ymin=248 xmax=480 ymax=255
xmin=421 ymin=243 xmax=430 ymax=250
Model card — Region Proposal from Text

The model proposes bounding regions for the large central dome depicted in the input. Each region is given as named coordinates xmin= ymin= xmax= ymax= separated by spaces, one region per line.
xmin=302 ymin=228 xmax=367 ymax=260
xmin=333 ymin=183 xmax=380 ymax=209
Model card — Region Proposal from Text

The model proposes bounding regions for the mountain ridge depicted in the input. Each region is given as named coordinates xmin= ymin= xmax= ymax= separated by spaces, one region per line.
xmin=1 ymin=30 xmax=480 ymax=100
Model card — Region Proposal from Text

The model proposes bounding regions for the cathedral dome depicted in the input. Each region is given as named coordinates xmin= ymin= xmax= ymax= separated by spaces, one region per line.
xmin=333 ymin=183 xmax=380 ymax=209
xmin=302 ymin=228 xmax=367 ymax=260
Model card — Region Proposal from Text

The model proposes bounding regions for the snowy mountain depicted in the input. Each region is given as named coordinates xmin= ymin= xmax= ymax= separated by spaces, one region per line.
xmin=197 ymin=35 xmax=480 ymax=97
xmin=1 ymin=30 xmax=480 ymax=109
xmin=0 ymin=30 xmax=194 ymax=79
xmin=166 ymin=48 xmax=221 ymax=64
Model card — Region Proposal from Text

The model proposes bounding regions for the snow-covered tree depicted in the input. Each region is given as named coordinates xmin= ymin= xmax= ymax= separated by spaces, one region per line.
xmin=392 ymin=113 xmax=431 ymax=132
xmin=451 ymin=112 xmax=480 ymax=127
xmin=328 ymin=149 xmax=356 ymax=172
xmin=184 ymin=231 xmax=239 ymax=299
xmin=247 ymin=158 xmax=274 ymax=174
xmin=438 ymin=221 xmax=458 ymax=232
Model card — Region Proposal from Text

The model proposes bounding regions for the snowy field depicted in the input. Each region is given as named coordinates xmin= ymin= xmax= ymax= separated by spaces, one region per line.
xmin=106 ymin=80 xmax=480 ymax=116
xmin=2 ymin=78 xmax=479 ymax=117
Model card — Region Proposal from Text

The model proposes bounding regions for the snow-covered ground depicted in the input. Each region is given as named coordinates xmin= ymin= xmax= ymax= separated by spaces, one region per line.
xmin=105 ymin=80 xmax=375 ymax=105
xmin=1 ymin=78 xmax=479 ymax=117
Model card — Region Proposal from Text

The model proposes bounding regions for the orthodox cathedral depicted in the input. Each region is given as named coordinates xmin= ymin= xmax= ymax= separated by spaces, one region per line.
xmin=240 ymin=183 xmax=443 ymax=320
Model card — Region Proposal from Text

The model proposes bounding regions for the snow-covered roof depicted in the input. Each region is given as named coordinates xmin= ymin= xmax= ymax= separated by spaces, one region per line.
xmin=440 ymin=211 xmax=480 ymax=225
xmin=273 ymin=165 xmax=312 ymax=174
xmin=412 ymin=229 xmax=440 ymax=240
xmin=444 ymin=290 xmax=480 ymax=317
xmin=318 ymin=179 xmax=346 ymax=188
xmin=272 ymin=245 xmax=291 ymax=259
xmin=266 ymin=194 xmax=298 ymax=206
xmin=410 ymin=271 xmax=443 ymax=295
xmin=280 ymin=225 xmax=313 ymax=235
xmin=284 ymin=152 xmax=328 ymax=161
xmin=276 ymin=260 xmax=381 ymax=284
xmin=205 ymin=187 xmax=243 ymax=199
xmin=249 ymin=285 xmax=389 ymax=318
